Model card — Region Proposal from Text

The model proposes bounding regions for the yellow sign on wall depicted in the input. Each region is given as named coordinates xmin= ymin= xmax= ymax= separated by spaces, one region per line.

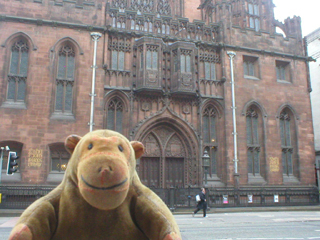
xmin=0 ymin=193 xmax=2 ymax=204
xmin=269 ymin=157 xmax=280 ymax=172
xmin=28 ymin=149 xmax=43 ymax=167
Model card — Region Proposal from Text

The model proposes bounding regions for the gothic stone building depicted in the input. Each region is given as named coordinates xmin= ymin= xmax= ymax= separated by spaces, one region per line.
xmin=0 ymin=0 xmax=317 ymax=205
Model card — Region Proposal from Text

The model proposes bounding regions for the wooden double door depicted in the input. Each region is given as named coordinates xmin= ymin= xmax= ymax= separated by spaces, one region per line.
xmin=140 ymin=157 xmax=184 ymax=188
xmin=138 ymin=126 xmax=187 ymax=188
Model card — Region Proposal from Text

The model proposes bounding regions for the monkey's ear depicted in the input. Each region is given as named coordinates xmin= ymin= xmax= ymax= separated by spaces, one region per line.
xmin=65 ymin=135 xmax=82 ymax=154
xmin=130 ymin=141 xmax=145 ymax=159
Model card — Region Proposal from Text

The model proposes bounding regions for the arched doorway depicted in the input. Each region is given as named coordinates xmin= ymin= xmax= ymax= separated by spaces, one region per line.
xmin=138 ymin=124 xmax=191 ymax=188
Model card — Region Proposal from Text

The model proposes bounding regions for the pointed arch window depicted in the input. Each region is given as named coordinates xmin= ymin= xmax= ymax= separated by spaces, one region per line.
xmin=7 ymin=39 xmax=29 ymax=102
xmin=280 ymin=110 xmax=293 ymax=176
xmin=203 ymin=106 xmax=218 ymax=175
xmin=246 ymin=108 xmax=260 ymax=175
xmin=107 ymin=98 xmax=123 ymax=133
xmin=203 ymin=106 xmax=216 ymax=143
xmin=55 ymin=44 xmax=75 ymax=113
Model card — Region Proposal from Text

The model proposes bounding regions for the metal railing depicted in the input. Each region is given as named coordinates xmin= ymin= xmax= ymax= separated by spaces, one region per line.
xmin=0 ymin=185 xmax=318 ymax=210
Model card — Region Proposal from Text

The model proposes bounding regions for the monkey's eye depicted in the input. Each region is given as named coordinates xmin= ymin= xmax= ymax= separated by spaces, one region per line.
xmin=88 ymin=143 xmax=93 ymax=150
xmin=118 ymin=145 xmax=123 ymax=152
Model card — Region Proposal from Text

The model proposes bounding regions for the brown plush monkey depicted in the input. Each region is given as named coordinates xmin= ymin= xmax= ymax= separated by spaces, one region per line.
xmin=9 ymin=130 xmax=181 ymax=240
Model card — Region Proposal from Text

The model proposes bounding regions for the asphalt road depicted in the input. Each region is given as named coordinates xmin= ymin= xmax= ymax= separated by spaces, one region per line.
xmin=177 ymin=211 xmax=320 ymax=240
xmin=1 ymin=211 xmax=320 ymax=239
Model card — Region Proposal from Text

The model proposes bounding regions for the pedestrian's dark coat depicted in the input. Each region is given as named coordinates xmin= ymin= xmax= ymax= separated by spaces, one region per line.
xmin=196 ymin=191 xmax=207 ymax=210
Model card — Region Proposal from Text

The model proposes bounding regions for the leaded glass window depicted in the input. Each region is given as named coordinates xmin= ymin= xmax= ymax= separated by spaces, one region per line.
xmin=50 ymin=143 xmax=70 ymax=172
xmin=7 ymin=40 xmax=29 ymax=102
xmin=180 ymin=51 xmax=191 ymax=73
xmin=280 ymin=110 xmax=293 ymax=175
xmin=203 ymin=106 xmax=216 ymax=143
xmin=276 ymin=60 xmax=290 ymax=81
xmin=276 ymin=65 xmax=286 ymax=80
xmin=205 ymin=147 xmax=217 ymax=175
xmin=140 ymin=50 xmax=144 ymax=69
xmin=243 ymin=56 xmax=259 ymax=78
xmin=55 ymin=45 xmax=75 ymax=113
xmin=246 ymin=108 xmax=260 ymax=175
xmin=146 ymin=49 xmax=158 ymax=70
xmin=205 ymin=62 xmax=216 ymax=80
xmin=203 ymin=106 xmax=218 ymax=175
xmin=247 ymin=2 xmax=260 ymax=31
xmin=111 ymin=50 xmax=125 ymax=70
xmin=161 ymin=23 xmax=170 ymax=34
xmin=244 ymin=60 xmax=254 ymax=76
xmin=107 ymin=98 xmax=123 ymax=133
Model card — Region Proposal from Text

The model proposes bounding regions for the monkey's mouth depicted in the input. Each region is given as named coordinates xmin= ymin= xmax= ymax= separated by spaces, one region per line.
xmin=81 ymin=175 xmax=128 ymax=190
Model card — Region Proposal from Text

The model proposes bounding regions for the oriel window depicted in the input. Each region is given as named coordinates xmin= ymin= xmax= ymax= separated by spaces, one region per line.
xmin=55 ymin=45 xmax=75 ymax=113
xmin=7 ymin=40 xmax=29 ymax=102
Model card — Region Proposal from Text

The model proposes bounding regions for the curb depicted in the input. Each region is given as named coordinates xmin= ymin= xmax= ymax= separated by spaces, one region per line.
xmin=172 ymin=205 xmax=320 ymax=214
xmin=1 ymin=205 xmax=320 ymax=216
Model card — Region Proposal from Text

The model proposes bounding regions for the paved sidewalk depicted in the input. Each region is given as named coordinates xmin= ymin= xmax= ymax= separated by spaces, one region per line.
xmin=1 ymin=205 xmax=320 ymax=217
xmin=174 ymin=205 xmax=320 ymax=214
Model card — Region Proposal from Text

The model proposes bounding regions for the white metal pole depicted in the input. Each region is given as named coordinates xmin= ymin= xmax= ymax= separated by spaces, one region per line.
xmin=227 ymin=51 xmax=238 ymax=175
xmin=89 ymin=32 xmax=102 ymax=132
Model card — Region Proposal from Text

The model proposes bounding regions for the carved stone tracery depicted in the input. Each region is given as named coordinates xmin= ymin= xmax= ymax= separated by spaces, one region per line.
xmin=157 ymin=0 xmax=171 ymax=16
xmin=130 ymin=0 xmax=154 ymax=13
xmin=112 ymin=0 xmax=127 ymax=9
xmin=108 ymin=37 xmax=131 ymax=52
xmin=199 ymin=48 xmax=220 ymax=63
xmin=144 ymin=133 xmax=161 ymax=157
xmin=165 ymin=134 xmax=185 ymax=157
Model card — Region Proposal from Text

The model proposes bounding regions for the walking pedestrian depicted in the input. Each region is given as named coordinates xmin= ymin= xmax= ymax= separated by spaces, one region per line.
xmin=192 ymin=187 xmax=207 ymax=217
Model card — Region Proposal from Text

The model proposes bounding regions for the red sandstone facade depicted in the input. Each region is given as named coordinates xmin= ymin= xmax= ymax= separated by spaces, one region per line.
xmin=0 ymin=0 xmax=316 ymax=198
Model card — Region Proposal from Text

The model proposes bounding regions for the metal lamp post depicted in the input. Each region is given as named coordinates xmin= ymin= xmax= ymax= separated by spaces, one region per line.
xmin=202 ymin=149 xmax=210 ymax=186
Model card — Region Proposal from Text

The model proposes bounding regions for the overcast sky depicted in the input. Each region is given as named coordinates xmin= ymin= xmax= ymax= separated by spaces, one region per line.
xmin=273 ymin=0 xmax=320 ymax=36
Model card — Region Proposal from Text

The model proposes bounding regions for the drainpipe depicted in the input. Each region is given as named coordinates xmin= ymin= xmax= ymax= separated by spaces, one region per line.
xmin=227 ymin=51 xmax=239 ymax=189
xmin=89 ymin=32 xmax=102 ymax=132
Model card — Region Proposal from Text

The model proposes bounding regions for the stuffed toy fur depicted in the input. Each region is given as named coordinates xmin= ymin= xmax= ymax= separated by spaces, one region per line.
xmin=9 ymin=129 xmax=181 ymax=240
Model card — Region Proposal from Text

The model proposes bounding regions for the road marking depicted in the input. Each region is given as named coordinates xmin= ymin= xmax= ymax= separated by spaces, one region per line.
xmin=236 ymin=238 xmax=304 ymax=240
